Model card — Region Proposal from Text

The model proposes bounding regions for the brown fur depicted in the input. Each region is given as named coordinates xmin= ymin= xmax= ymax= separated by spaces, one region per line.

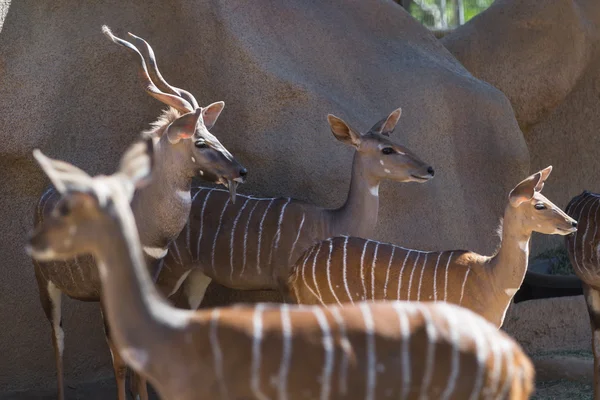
xmin=289 ymin=168 xmax=577 ymax=328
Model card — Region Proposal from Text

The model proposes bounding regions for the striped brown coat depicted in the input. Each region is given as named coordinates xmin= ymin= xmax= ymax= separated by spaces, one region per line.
xmin=565 ymin=191 xmax=600 ymax=400
xmin=28 ymin=146 xmax=533 ymax=400
xmin=289 ymin=167 xmax=577 ymax=328
xmin=156 ymin=109 xmax=435 ymax=308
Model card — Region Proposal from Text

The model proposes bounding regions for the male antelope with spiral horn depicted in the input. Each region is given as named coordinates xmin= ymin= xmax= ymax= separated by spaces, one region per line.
xmin=31 ymin=26 xmax=246 ymax=400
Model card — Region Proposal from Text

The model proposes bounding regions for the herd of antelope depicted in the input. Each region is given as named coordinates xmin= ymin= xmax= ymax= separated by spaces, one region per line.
xmin=22 ymin=25 xmax=600 ymax=400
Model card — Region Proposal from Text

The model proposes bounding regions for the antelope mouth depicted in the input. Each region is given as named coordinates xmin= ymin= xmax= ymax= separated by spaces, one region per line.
xmin=410 ymin=174 xmax=433 ymax=183
xmin=557 ymin=226 xmax=577 ymax=234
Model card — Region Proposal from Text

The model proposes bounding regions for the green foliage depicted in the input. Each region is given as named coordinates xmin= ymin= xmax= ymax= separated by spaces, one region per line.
xmin=408 ymin=0 xmax=494 ymax=29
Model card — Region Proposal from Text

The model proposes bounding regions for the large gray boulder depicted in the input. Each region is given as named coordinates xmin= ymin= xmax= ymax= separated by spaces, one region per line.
xmin=0 ymin=0 xmax=526 ymax=391
xmin=443 ymin=0 xmax=600 ymax=255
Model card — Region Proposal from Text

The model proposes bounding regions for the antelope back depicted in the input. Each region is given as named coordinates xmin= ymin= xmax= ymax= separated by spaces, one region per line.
xmin=158 ymin=187 xmax=324 ymax=293
xmin=566 ymin=191 xmax=600 ymax=285
xmin=201 ymin=301 xmax=533 ymax=400
xmin=289 ymin=237 xmax=486 ymax=305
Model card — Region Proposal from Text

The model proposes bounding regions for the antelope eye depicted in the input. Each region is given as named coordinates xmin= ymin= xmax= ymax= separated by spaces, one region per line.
xmin=58 ymin=202 xmax=71 ymax=216
xmin=195 ymin=139 xmax=208 ymax=149
xmin=381 ymin=147 xmax=395 ymax=155
xmin=534 ymin=203 xmax=546 ymax=210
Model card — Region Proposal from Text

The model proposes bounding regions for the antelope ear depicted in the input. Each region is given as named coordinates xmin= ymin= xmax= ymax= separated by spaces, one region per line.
xmin=118 ymin=137 xmax=154 ymax=192
xmin=327 ymin=114 xmax=361 ymax=148
xmin=509 ymin=172 xmax=542 ymax=207
xmin=370 ymin=108 xmax=402 ymax=136
xmin=166 ymin=108 xmax=202 ymax=144
xmin=201 ymin=101 xmax=225 ymax=130
xmin=33 ymin=150 xmax=92 ymax=194
xmin=534 ymin=166 xmax=552 ymax=192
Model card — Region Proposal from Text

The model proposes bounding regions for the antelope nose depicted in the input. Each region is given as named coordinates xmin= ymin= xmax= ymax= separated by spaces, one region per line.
xmin=427 ymin=166 xmax=435 ymax=176
xmin=572 ymin=220 xmax=578 ymax=228
xmin=239 ymin=168 xmax=248 ymax=178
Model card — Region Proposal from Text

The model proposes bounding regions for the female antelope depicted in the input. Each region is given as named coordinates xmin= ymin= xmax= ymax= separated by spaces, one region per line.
xmin=289 ymin=167 xmax=577 ymax=328
xmin=27 ymin=147 xmax=533 ymax=400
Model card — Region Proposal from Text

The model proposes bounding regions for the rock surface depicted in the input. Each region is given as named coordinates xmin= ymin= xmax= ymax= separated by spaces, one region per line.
xmin=443 ymin=0 xmax=600 ymax=255
xmin=0 ymin=0 xmax=527 ymax=391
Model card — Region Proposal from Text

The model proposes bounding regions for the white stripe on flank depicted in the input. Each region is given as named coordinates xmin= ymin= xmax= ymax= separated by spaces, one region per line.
xmin=251 ymin=305 xmax=269 ymax=400
xmin=591 ymin=199 xmax=600 ymax=267
xmin=581 ymin=198 xmax=599 ymax=278
xmin=212 ymin=198 xmax=231 ymax=276
xmin=439 ymin=304 xmax=459 ymax=400
xmin=497 ymin=341 xmax=514 ymax=400
xmin=360 ymin=240 xmax=371 ymax=301
xmin=444 ymin=252 xmax=454 ymax=302
xmin=359 ymin=303 xmax=377 ymax=400
xmin=419 ymin=305 xmax=437 ymax=400
xmin=371 ymin=243 xmax=379 ymax=301
xmin=301 ymin=247 xmax=325 ymax=305
xmin=73 ymin=256 xmax=85 ymax=282
xmin=459 ymin=268 xmax=471 ymax=305
xmin=416 ymin=253 xmax=428 ymax=301
xmin=397 ymin=251 xmax=412 ymax=300
xmin=326 ymin=239 xmax=343 ymax=306
xmin=196 ymin=188 xmax=216 ymax=261
xmin=573 ymin=196 xmax=594 ymax=276
xmin=288 ymin=212 xmax=306 ymax=265
xmin=171 ymin=240 xmax=183 ymax=265
xmin=432 ymin=253 xmax=443 ymax=302
xmin=486 ymin=322 xmax=502 ymax=397
xmin=392 ymin=302 xmax=412 ymax=400
xmin=313 ymin=308 xmax=334 ymax=400
xmin=209 ymin=309 xmax=229 ymax=400
xmin=383 ymin=246 xmax=395 ymax=299
xmin=330 ymin=307 xmax=350 ymax=395
xmin=256 ymin=199 xmax=275 ymax=274
xmin=269 ymin=198 xmax=291 ymax=267
xmin=312 ymin=242 xmax=324 ymax=302
xmin=187 ymin=189 xmax=204 ymax=255
xmin=278 ymin=304 xmax=292 ymax=400
xmin=241 ymin=200 xmax=261 ymax=277
xmin=406 ymin=252 xmax=421 ymax=300
xmin=342 ymin=237 xmax=354 ymax=304
xmin=230 ymin=198 xmax=251 ymax=281
xmin=467 ymin=311 xmax=486 ymax=400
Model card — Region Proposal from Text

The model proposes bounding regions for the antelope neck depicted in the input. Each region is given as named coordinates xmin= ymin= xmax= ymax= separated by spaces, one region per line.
xmin=94 ymin=193 xmax=189 ymax=361
xmin=327 ymin=152 xmax=380 ymax=238
xmin=489 ymin=206 xmax=532 ymax=301
xmin=131 ymin=138 xmax=192 ymax=250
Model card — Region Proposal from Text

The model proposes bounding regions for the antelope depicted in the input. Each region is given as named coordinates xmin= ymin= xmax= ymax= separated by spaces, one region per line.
xmin=26 ymin=149 xmax=534 ymax=400
xmin=289 ymin=166 xmax=578 ymax=328
xmin=156 ymin=108 xmax=435 ymax=309
xmin=565 ymin=191 xmax=600 ymax=400
xmin=31 ymin=26 xmax=246 ymax=400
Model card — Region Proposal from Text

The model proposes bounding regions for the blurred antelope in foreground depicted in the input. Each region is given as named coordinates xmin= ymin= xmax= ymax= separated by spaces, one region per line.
xmin=31 ymin=26 xmax=246 ymax=400
xmin=290 ymin=167 xmax=577 ymax=328
xmin=565 ymin=191 xmax=600 ymax=400
xmin=156 ymin=108 xmax=435 ymax=309
xmin=26 ymin=146 xmax=533 ymax=399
